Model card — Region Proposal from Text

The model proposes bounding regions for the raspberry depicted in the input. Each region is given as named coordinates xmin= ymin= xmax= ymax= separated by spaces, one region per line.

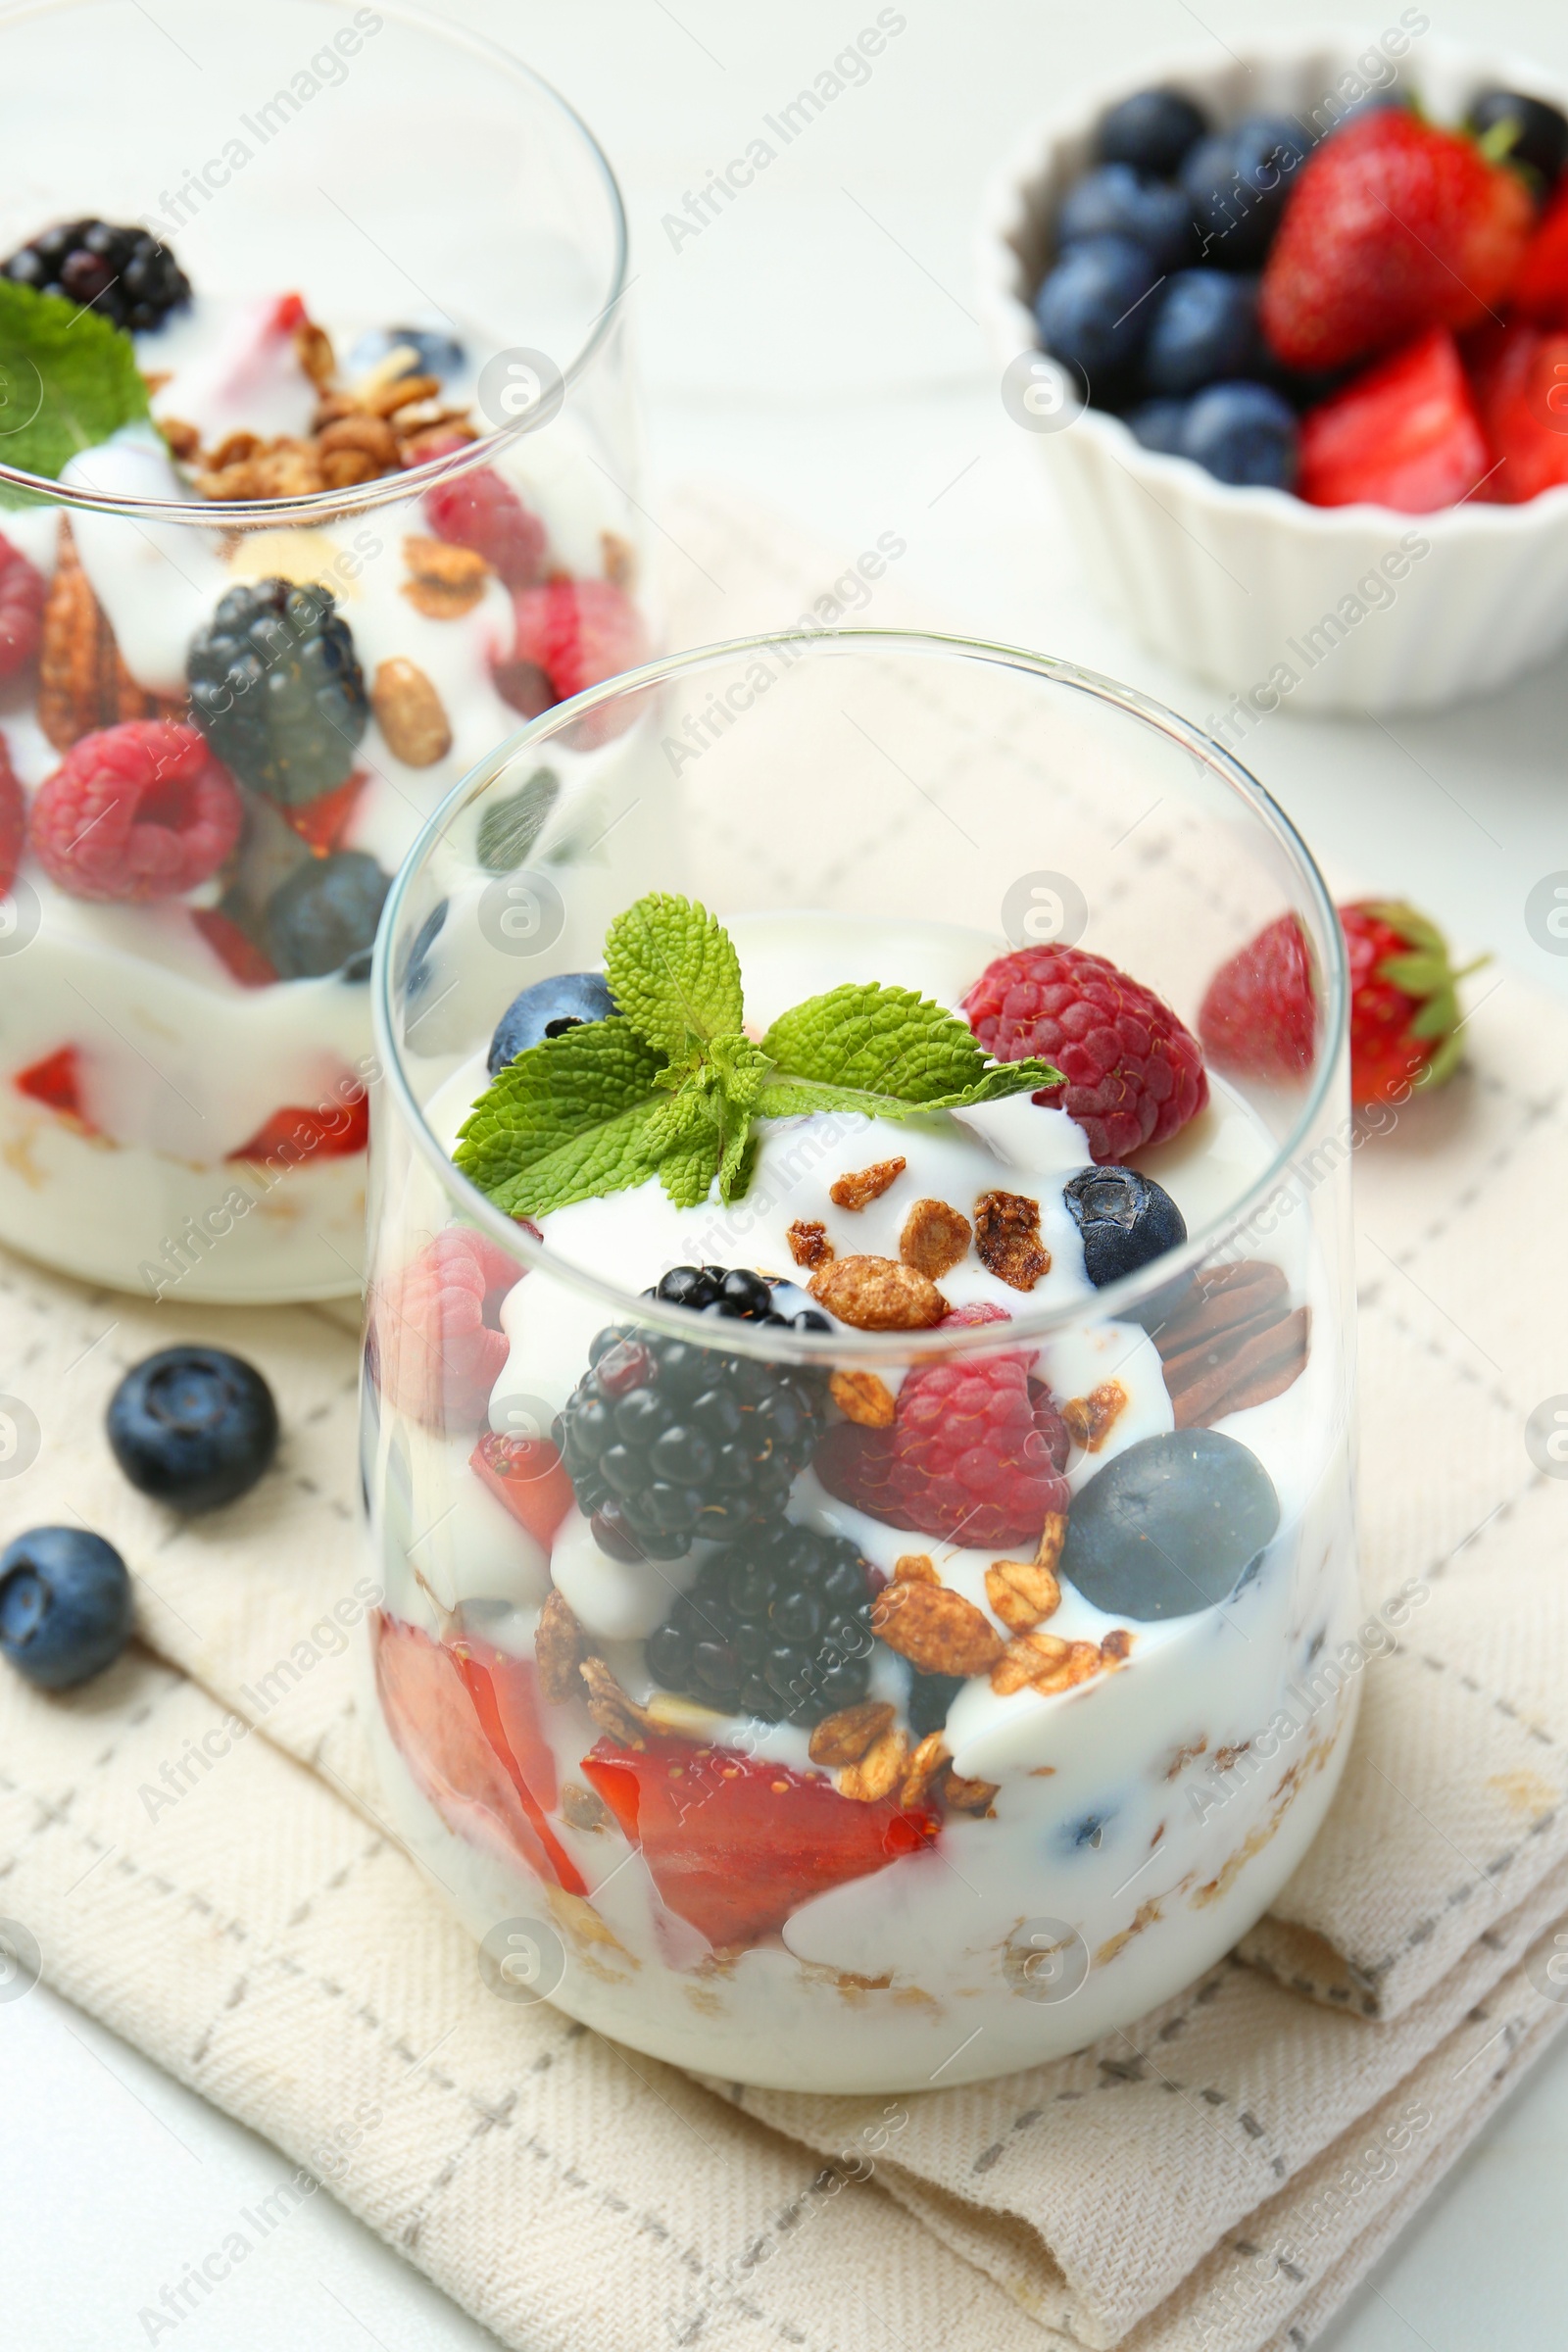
xmin=371 ymin=1227 xmax=518 ymax=1434
xmin=27 ymin=721 xmax=243 ymax=903
xmin=0 ymin=735 xmax=22 ymax=898
xmin=815 ymin=1353 xmax=1070 ymax=1549
xmin=498 ymin=577 xmax=648 ymax=745
xmin=422 ymin=465 xmax=546 ymax=588
xmin=0 ymin=533 xmax=45 ymax=680
xmin=1198 ymin=913 xmax=1314 ymax=1086
xmin=964 ymin=945 xmax=1207 ymax=1165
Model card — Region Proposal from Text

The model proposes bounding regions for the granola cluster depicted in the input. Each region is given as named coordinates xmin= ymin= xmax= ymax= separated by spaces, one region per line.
xmin=159 ymin=315 xmax=477 ymax=500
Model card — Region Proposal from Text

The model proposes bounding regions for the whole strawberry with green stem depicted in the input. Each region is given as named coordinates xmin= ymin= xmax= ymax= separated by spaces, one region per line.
xmin=1200 ymin=902 xmax=1486 ymax=1107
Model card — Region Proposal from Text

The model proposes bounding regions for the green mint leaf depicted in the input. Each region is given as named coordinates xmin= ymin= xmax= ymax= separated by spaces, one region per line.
xmin=454 ymin=1017 xmax=666 ymax=1215
xmin=756 ymin=1062 xmax=1055 ymax=1123
xmin=0 ymin=282 xmax=152 ymax=489
xmin=659 ymin=1136 xmax=721 ymax=1209
xmin=476 ymin=769 xmax=559 ymax=873
xmin=760 ymin=983 xmax=1061 ymax=1116
xmin=710 ymin=1034 xmax=769 ymax=1200
xmin=604 ymin=893 xmax=744 ymax=1061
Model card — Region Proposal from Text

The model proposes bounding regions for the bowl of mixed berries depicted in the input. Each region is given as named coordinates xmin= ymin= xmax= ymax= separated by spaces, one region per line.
xmin=978 ymin=30 xmax=1568 ymax=710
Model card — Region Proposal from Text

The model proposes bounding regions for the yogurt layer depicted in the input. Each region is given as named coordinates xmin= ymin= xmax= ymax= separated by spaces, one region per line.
xmin=364 ymin=909 xmax=1358 ymax=2089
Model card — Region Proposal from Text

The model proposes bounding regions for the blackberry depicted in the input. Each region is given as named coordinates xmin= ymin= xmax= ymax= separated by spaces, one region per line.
xmin=645 ymin=1521 xmax=877 ymax=1726
xmin=557 ymin=1291 xmax=826 ymax=1562
xmin=3 ymin=219 xmax=191 ymax=332
xmin=646 ymin=1262 xmax=831 ymax=1335
xmin=907 ymin=1669 xmax=966 ymax=1740
xmin=187 ymin=579 xmax=368 ymax=808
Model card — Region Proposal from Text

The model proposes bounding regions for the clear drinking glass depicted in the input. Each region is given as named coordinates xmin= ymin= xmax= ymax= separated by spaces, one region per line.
xmin=0 ymin=0 xmax=645 ymax=1302
xmin=362 ymin=629 xmax=1358 ymax=2092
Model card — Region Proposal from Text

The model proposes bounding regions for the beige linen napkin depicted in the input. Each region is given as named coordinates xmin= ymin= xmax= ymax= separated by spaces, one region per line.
xmin=1 ymin=488 xmax=1565 ymax=2352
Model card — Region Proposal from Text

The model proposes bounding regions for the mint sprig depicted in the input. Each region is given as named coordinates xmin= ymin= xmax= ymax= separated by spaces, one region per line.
xmin=454 ymin=893 xmax=1061 ymax=1217
xmin=0 ymin=281 xmax=152 ymax=491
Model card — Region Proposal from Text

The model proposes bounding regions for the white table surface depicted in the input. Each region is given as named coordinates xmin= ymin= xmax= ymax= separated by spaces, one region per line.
xmin=11 ymin=2 xmax=1568 ymax=2345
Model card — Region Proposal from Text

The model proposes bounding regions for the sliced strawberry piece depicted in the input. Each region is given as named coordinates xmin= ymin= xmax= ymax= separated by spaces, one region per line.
xmin=1467 ymin=319 xmax=1568 ymax=503
xmin=228 ymin=1090 xmax=368 ymax=1163
xmin=371 ymin=1612 xmax=584 ymax=1893
xmin=581 ymin=1737 xmax=939 ymax=1949
xmin=470 ymin=1430 xmax=575 ymax=1548
xmin=1260 ymin=111 xmax=1533 ymax=372
xmin=14 ymin=1045 xmax=95 ymax=1127
xmin=1512 ymin=179 xmax=1568 ymax=326
xmin=1298 ymin=328 xmax=1491 ymax=512
xmin=279 ymin=769 xmax=368 ymax=856
xmin=190 ymin=907 xmax=279 ymax=988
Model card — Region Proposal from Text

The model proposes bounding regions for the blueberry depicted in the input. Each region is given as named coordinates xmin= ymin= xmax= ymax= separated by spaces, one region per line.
xmin=1179 ymin=382 xmax=1298 ymax=489
xmin=1143 ymin=270 xmax=1260 ymax=396
xmin=397 ymin=899 xmax=448 ymax=1001
xmin=265 ymin=851 xmax=390 ymax=982
xmin=1060 ymin=1431 xmax=1279 ymax=1621
xmin=1096 ymin=87 xmax=1208 ymax=177
xmin=487 ymin=971 xmax=618 ymax=1075
xmin=1126 ymin=397 xmax=1188 ymax=454
xmin=1182 ymin=116 xmax=1312 ymax=269
xmin=1468 ymin=88 xmax=1568 ymax=193
xmin=1057 ymin=165 xmax=1194 ymax=270
xmin=1034 ymin=235 xmax=1163 ymax=389
xmin=347 ymin=324 xmax=466 ymax=381
xmin=0 ymin=1528 xmax=132 ymax=1690
xmin=107 ymin=1347 xmax=279 ymax=1513
xmin=1063 ymin=1165 xmax=1186 ymax=1287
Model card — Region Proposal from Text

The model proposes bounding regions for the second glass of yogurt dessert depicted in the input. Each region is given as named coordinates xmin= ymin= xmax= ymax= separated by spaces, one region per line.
xmin=362 ymin=630 xmax=1358 ymax=2091
xmin=0 ymin=0 xmax=652 ymax=1301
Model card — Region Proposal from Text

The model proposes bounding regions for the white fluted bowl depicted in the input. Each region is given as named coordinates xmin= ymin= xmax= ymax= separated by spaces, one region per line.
xmin=976 ymin=31 xmax=1568 ymax=713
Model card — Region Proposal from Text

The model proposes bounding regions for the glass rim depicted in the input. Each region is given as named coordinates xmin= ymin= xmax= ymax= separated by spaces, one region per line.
xmin=0 ymin=0 xmax=631 ymax=524
xmin=371 ymin=625 xmax=1349 ymax=1366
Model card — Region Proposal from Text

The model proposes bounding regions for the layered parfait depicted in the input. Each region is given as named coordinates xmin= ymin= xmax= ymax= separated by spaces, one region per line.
xmin=363 ymin=887 xmax=1358 ymax=2089
xmin=0 ymin=219 xmax=650 ymax=1299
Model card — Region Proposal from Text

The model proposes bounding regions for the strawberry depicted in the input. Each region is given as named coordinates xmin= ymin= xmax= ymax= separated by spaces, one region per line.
xmin=1199 ymin=903 xmax=1484 ymax=1106
xmin=581 ymin=1735 xmax=939 ymax=1949
xmin=228 ymin=1092 xmax=369 ymax=1164
xmin=1511 ymin=177 xmax=1568 ymax=325
xmin=13 ymin=1044 xmax=95 ymax=1126
xmin=470 ymin=1431 xmax=576 ymax=1550
xmin=189 ymin=907 xmax=278 ymax=988
xmin=1260 ymin=111 xmax=1533 ymax=371
xmin=1466 ymin=319 xmax=1568 ymax=503
xmin=371 ymin=1612 xmax=585 ymax=1894
xmin=1298 ymin=328 xmax=1490 ymax=511
xmin=498 ymin=578 xmax=649 ymax=747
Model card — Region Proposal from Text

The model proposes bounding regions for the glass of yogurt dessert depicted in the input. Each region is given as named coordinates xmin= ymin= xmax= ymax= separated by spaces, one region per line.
xmin=362 ymin=629 xmax=1358 ymax=2092
xmin=0 ymin=0 xmax=649 ymax=1301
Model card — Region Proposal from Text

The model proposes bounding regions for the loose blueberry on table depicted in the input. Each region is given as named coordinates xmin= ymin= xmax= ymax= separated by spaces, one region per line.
xmin=0 ymin=1526 xmax=132 ymax=1690
xmin=1032 ymin=75 xmax=1568 ymax=507
xmin=107 ymin=1346 xmax=279 ymax=1512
